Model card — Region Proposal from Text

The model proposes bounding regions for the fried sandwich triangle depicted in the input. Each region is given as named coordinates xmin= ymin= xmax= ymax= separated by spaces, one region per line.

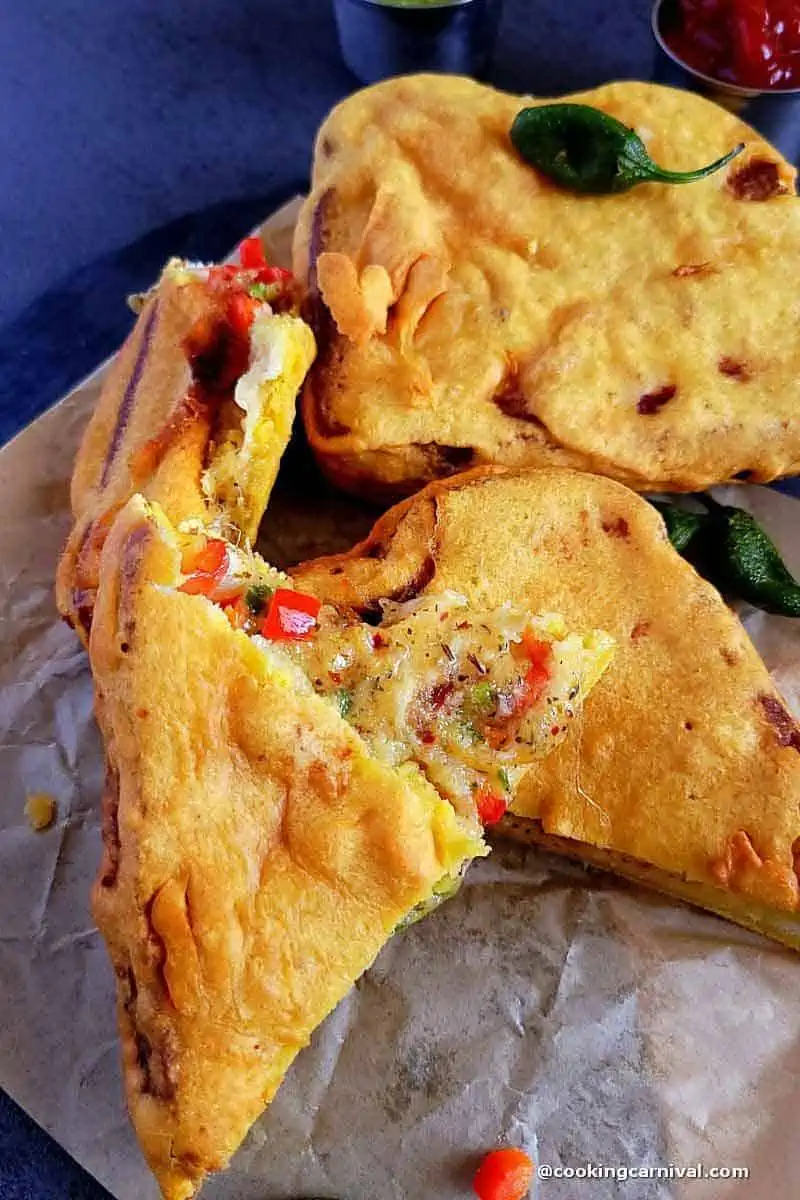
xmin=89 ymin=493 xmax=611 ymax=1199
xmin=295 ymin=76 xmax=800 ymax=499
xmin=62 ymin=253 xmax=613 ymax=1199
xmin=293 ymin=466 xmax=800 ymax=949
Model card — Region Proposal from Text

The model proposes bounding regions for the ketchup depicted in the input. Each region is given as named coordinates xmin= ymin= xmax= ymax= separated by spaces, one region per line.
xmin=666 ymin=0 xmax=800 ymax=89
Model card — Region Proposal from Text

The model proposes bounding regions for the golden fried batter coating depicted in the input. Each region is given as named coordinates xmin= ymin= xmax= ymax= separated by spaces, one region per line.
xmin=295 ymin=77 xmax=800 ymax=499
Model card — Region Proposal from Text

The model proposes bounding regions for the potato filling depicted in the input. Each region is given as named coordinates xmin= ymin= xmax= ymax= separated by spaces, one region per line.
xmin=176 ymin=536 xmax=614 ymax=831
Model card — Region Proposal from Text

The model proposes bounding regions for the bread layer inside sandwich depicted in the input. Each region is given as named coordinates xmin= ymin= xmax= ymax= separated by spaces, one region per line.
xmin=501 ymin=817 xmax=800 ymax=950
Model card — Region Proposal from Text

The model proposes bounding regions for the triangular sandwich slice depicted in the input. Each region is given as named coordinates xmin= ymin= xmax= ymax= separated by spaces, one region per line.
xmin=292 ymin=466 xmax=800 ymax=949
xmin=57 ymin=244 xmax=315 ymax=642
xmin=90 ymin=492 xmax=613 ymax=1198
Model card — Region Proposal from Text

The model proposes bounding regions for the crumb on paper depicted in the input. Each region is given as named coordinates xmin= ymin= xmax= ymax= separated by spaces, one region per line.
xmin=25 ymin=792 xmax=56 ymax=831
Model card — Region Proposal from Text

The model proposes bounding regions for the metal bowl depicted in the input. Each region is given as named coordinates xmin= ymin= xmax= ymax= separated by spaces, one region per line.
xmin=332 ymin=0 xmax=503 ymax=86
xmin=651 ymin=0 xmax=800 ymax=163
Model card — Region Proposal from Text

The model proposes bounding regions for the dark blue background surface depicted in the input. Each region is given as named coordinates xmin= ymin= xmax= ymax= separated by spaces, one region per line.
xmin=0 ymin=2 xmax=652 ymax=1195
xmin=0 ymin=0 xmax=654 ymax=445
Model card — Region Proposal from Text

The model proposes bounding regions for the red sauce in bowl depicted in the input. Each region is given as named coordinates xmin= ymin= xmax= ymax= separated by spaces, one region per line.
xmin=666 ymin=0 xmax=800 ymax=89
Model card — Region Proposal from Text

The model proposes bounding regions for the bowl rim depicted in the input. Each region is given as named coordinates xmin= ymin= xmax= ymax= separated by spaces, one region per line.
xmin=338 ymin=0 xmax=478 ymax=10
xmin=651 ymin=0 xmax=800 ymax=98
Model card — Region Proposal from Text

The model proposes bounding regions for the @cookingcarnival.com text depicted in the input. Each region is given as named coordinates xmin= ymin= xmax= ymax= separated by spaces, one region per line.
xmin=535 ymin=1162 xmax=749 ymax=1183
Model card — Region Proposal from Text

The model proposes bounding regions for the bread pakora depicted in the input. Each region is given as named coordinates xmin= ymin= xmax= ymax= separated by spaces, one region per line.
xmin=294 ymin=76 xmax=800 ymax=500
xmin=292 ymin=467 xmax=800 ymax=948
xmin=56 ymin=256 xmax=315 ymax=642
xmin=90 ymin=493 xmax=612 ymax=1199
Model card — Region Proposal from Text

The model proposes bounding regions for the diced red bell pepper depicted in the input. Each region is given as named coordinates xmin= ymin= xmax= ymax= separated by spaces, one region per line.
xmin=178 ymin=573 xmax=219 ymax=597
xmin=260 ymin=588 xmax=321 ymax=641
xmin=178 ymin=538 xmax=246 ymax=603
xmin=239 ymin=236 xmax=268 ymax=269
xmin=256 ymin=264 xmax=293 ymax=284
xmin=512 ymin=631 xmax=552 ymax=711
xmin=181 ymin=538 xmax=227 ymax=577
xmin=524 ymin=662 xmax=551 ymax=707
xmin=473 ymin=1147 xmax=534 ymax=1200
xmin=475 ymin=787 xmax=508 ymax=827
xmin=185 ymin=290 xmax=253 ymax=393
xmin=206 ymin=263 xmax=240 ymax=289
xmin=520 ymin=630 xmax=551 ymax=669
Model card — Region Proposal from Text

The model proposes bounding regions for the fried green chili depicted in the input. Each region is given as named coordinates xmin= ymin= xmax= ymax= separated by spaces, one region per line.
xmin=650 ymin=503 xmax=705 ymax=555
xmin=510 ymin=104 xmax=744 ymax=195
xmin=652 ymin=496 xmax=800 ymax=617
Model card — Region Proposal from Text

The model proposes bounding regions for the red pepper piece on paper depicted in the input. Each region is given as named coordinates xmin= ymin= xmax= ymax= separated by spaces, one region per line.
xmin=473 ymin=1147 xmax=535 ymax=1200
